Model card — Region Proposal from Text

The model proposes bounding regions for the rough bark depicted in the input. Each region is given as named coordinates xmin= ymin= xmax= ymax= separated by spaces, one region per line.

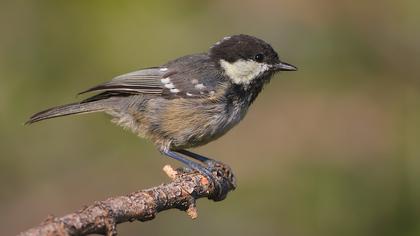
xmin=18 ymin=161 xmax=236 ymax=236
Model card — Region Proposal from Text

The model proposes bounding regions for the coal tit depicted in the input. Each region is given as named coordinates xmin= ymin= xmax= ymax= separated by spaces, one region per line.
xmin=27 ymin=34 xmax=297 ymax=187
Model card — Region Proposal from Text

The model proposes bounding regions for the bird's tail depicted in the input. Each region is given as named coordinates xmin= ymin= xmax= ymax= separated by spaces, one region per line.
xmin=26 ymin=101 xmax=111 ymax=125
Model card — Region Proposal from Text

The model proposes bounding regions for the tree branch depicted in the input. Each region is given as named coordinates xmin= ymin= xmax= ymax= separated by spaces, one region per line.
xmin=18 ymin=161 xmax=236 ymax=236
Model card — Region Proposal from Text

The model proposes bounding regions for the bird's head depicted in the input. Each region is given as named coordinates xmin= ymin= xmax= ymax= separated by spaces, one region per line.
xmin=209 ymin=34 xmax=296 ymax=85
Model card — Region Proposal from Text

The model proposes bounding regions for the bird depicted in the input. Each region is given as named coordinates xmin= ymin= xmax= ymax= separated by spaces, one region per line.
xmin=26 ymin=34 xmax=297 ymax=189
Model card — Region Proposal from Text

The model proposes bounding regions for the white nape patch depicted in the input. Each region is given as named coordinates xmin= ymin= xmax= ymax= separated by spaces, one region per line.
xmin=160 ymin=68 xmax=168 ymax=71
xmin=164 ymin=83 xmax=175 ymax=89
xmin=219 ymin=36 xmax=231 ymax=43
xmin=161 ymin=77 xmax=171 ymax=84
xmin=213 ymin=36 xmax=232 ymax=47
xmin=170 ymin=88 xmax=180 ymax=93
xmin=195 ymin=83 xmax=206 ymax=90
xmin=223 ymin=36 xmax=231 ymax=40
xmin=186 ymin=92 xmax=193 ymax=96
xmin=220 ymin=59 xmax=269 ymax=85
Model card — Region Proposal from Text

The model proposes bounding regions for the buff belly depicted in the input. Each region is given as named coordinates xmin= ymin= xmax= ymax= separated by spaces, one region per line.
xmin=109 ymin=95 xmax=248 ymax=151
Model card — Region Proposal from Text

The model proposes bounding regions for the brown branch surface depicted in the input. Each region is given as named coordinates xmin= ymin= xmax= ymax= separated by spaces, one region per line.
xmin=18 ymin=162 xmax=236 ymax=236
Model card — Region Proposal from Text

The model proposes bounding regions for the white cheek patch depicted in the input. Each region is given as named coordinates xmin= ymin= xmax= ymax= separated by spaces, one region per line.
xmin=220 ymin=59 xmax=269 ymax=85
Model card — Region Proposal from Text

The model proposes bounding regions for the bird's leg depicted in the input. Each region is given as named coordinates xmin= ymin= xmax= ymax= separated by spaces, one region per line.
xmin=162 ymin=150 xmax=214 ymax=178
xmin=176 ymin=149 xmax=213 ymax=163
xmin=162 ymin=150 xmax=222 ymax=197
xmin=175 ymin=149 xmax=224 ymax=198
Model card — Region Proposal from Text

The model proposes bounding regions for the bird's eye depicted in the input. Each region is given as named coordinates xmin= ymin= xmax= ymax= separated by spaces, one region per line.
xmin=254 ymin=53 xmax=264 ymax=62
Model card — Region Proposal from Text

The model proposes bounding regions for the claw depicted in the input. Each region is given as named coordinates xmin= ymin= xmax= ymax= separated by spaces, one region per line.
xmin=163 ymin=149 xmax=231 ymax=201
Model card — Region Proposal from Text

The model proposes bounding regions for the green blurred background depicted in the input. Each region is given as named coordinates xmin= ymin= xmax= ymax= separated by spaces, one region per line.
xmin=1 ymin=0 xmax=420 ymax=235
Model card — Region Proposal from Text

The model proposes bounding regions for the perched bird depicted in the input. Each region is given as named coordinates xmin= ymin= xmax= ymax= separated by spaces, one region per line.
xmin=27 ymin=34 xmax=296 ymax=186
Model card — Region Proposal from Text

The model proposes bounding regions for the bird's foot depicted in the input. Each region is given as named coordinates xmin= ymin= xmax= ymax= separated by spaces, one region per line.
xmin=175 ymin=150 xmax=236 ymax=201
xmin=163 ymin=150 xmax=236 ymax=201
xmin=201 ymin=159 xmax=236 ymax=201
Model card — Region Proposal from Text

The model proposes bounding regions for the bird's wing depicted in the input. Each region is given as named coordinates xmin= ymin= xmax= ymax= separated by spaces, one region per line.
xmin=79 ymin=54 xmax=225 ymax=100
xmin=159 ymin=54 xmax=226 ymax=98
xmin=158 ymin=67 xmax=225 ymax=98
xmin=79 ymin=67 xmax=167 ymax=95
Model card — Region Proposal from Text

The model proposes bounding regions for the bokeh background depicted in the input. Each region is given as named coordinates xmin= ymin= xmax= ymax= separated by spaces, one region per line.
xmin=1 ymin=0 xmax=419 ymax=235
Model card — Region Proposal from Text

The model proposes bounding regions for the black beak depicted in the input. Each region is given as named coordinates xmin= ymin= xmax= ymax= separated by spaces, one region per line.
xmin=273 ymin=61 xmax=297 ymax=71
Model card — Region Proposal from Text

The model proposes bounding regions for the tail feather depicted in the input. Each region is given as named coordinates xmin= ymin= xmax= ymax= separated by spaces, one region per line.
xmin=26 ymin=102 xmax=107 ymax=125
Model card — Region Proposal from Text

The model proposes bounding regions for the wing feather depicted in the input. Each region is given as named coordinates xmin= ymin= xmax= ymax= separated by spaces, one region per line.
xmin=79 ymin=67 xmax=167 ymax=95
xmin=78 ymin=54 xmax=225 ymax=100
